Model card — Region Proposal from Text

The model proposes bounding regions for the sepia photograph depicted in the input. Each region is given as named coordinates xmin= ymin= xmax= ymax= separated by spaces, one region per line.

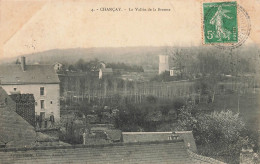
xmin=0 ymin=0 xmax=260 ymax=163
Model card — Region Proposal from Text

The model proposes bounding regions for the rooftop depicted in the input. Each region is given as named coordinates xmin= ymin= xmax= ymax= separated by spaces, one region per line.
xmin=0 ymin=64 xmax=60 ymax=84
xmin=122 ymin=131 xmax=197 ymax=153
xmin=101 ymin=67 xmax=113 ymax=73
xmin=0 ymin=87 xmax=36 ymax=147
xmin=0 ymin=140 xmax=194 ymax=164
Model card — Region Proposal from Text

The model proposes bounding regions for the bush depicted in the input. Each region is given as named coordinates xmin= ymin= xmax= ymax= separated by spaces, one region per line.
xmin=176 ymin=106 xmax=248 ymax=162
xmin=145 ymin=95 xmax=157 ymax=103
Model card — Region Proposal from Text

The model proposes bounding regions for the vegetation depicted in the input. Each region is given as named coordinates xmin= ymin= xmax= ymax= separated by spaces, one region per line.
xmin=54 ymin=46 xmax=259 ymax=162
xmin=150 ymin=71 xmax=183 ymax=82
xmin=60 ymin=58 xmax=144 ymax=73
xmin=152 ymin=47 xmax=257 ymax=82
xmin=106 ymin=62 xmax=144 ymax=73
xmin=176 ymin=103 xmax=258 ymax=163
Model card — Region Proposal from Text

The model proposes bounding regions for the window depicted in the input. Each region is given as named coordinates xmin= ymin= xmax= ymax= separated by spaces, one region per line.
xmin=50 ymin=101 xmax=53 ymax=104
xmin=170 ymin=70 xmax=174 ymax=76
xmin=40 ymin=87 xmax=44 ymax=96
xmin=40 ymin=112 xmax=45 ymax=120
xmin=14 ymin=88 xmax=17 ymax=91
xmin=40 ymin=100 xmax=45 ymax=109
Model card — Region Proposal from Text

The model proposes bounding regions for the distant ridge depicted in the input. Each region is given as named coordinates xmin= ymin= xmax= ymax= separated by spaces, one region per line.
xmin=1 ymin=44 xmax=258 ymax=67
xmin=1 ymin=47 xmax=167 ymax=66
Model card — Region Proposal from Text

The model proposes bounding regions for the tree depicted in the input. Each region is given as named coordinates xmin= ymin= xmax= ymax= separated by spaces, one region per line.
xmin=75 ymin=58 xmax=85 ymax=71
xmin=177 ymin=106 xmax=245 ymax=144
xmin=68 ymin=65 xmax=76 ymax=72
xmin=15 ymin=58 xmax=21 ymax=64
xmin=168 ymin=48 xmax=187 ymax=79
xmin=198 ymin=110 xmax=245 ymax=144
xmin=176 ymin=105 xmax=249 ymax=162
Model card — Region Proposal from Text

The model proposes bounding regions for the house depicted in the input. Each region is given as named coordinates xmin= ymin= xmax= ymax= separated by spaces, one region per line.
xmin=0 ymin=139 xmax=192 ymax=163
xmin=0 ymin=56 xmax=60 ymax=121
xmin=99 ymin=67 xmax=113 ymax=79
xmin=159 ymin=55 xmax=169 ymax=74
xmin=0 ymin=86 xmax=69 ymax=148
xmin=53 ymin=62 xmax=63 ymax=72
xmin=90 ymin=126 xmax=122 ymax=143
xmin=0 ymin=139 xmax=225 ymax=163
xmin=122 ymin=131 xmax=197 ymax=152
xmin=122 ymin=131 xmax=174 ymax=143
xmin=169 ymin=66 xmax=181 ymax=77
xmin=99 ymin=61 xmax=106 ymax=69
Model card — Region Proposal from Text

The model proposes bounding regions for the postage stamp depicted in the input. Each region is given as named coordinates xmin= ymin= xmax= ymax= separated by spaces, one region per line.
xmin=203 ymin=1 xmax=238 ymax=44
xmin=202 ymin=0 xmax=251 ymax=49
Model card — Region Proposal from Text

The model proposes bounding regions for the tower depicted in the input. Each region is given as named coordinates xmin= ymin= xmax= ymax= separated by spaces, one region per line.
xmin=159 ymin=55 xmax=169 ymax=74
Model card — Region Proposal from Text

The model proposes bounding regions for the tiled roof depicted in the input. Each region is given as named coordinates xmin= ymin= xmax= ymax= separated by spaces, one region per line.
xmin=0 ymin=87 xmax=16 ymax=110
xmin=122 ymin=131 xmax=198 ymax=153
xmin=0 ymin=64 xmax=60 ymax=84
xmin=188 ymin=150 xmax=226 ymax=164
xmin=101 ymin=68 xmax=113 ymax=73
xmin=175 ymin=131 xmax=197 ymax=153
xmin=36 ymin=132 xmax=58 ymax=142
xmin=0 ymin=140 xmax=194 ymax=164
xmin=0 ymin=87 xmax=36 ymax=148
xmin=122 ymin=132 xmax=172 ymax=143
xmin=104 ymin=129 xmax=122 ymax=142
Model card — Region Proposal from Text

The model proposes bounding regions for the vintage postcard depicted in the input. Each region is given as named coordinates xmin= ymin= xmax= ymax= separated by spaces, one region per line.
xmin=0 ymin=0 xmax=260 ymax=163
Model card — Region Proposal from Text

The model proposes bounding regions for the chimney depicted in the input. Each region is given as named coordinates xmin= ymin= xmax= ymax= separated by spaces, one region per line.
xmin=21 ymin=56 xmax=26 ymax=71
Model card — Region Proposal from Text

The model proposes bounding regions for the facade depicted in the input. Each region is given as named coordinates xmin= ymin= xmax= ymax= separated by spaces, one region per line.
xmin=169 ymin=66 xmax=181 ymax=77
xmin=158 ymin=55 xmax=169 ymax=74
xmin=0 ymin=57 xmax=60 ymax=121
xmin=53 ymin=62 xmax=63 ymax=72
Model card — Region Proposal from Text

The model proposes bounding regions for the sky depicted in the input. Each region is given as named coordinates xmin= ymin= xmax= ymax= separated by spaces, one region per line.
xmin=0 ymin=0 xmax=260 ymax=60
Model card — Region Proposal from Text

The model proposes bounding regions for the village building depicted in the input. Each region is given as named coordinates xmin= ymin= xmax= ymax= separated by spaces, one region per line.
xmin=158 ymin=55 xmax=169 ymax=74
xmin=99 ymin=67 xmax=113 ymax=79
xmin=170 ymin=66 xmax=180 ymax=77
xmin=0 ymin=86 xmax=70 ymax=148
xmin=0 ymin=56 xmax=60 ymax=121
xmin=53 ymin=62 xmax=63 ymax=73
xmin=122 ymin=131 xmax=197 ymax=152
xmin=0 ymin=129 xmax=225 ymax=163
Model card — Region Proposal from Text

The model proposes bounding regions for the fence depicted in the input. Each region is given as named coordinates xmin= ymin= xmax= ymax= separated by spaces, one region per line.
xmin=62 ymin=80 xmax=195 ymax=104
xmin=59 ymin=73 xmax=258 ymax=104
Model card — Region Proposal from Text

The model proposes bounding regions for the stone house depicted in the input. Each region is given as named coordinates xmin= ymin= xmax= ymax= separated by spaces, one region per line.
xmin=0 ymin=56 xmax=60 ymax=121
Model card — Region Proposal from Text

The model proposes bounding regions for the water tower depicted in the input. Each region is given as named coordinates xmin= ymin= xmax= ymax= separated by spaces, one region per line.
xmin=159 ymin=55 xmax=169 ymax=74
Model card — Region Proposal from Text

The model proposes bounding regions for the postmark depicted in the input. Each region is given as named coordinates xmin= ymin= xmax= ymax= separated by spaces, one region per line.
xmin=202 ymin=1 xmax=251 ymax=49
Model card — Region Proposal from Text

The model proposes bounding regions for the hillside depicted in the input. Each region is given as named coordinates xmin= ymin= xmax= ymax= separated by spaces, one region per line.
xmin=1 ymin=44 xmax=259 ymax=71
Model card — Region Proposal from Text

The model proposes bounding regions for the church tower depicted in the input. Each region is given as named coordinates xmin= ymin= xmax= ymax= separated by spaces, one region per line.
xmin=159 ymin=55 xmax=169 ymax=74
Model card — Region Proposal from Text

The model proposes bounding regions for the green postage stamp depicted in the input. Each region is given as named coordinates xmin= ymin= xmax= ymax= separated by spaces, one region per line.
xmin=203 ymin=1 xmax=238 ymax=44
